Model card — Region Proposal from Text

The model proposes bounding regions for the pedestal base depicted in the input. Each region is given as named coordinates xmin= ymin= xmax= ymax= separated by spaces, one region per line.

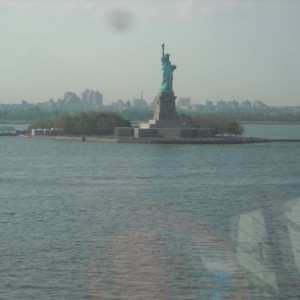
xmin=153 ymin=91 xmax=177 ymax=121
xmin=140 ymin=92 xmax=193 ymax=129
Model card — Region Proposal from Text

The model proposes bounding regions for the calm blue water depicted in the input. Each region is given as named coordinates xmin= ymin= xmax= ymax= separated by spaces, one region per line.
xmin=244 ymin=123 xmax=300 ymax=139
xmin=1 ymin=124 xmax=300 ymax=299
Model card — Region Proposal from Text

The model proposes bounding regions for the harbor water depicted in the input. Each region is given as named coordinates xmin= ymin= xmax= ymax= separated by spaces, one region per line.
xmin=1 ymin=124 xmax=300 ymax=299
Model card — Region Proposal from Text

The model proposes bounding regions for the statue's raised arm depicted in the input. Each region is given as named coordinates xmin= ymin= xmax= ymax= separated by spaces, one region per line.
xmin=160 ymin=42 xmax=176 ymax=93
xmin=161 ymin=42 xmax=165 ymax=58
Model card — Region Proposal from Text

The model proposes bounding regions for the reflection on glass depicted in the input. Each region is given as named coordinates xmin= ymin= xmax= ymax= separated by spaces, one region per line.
xmin=236 ymin=197 xmax=300 ymax=299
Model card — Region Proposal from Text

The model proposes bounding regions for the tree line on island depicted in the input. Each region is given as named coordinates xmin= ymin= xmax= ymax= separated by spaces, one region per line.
xmin=178 ymin=114 xmax=245 ymax=137
xmin=29 ymin=111 xmax=131 ymax=136
xmin=28 ymin=111 xmax=244 ymax=137
xmin=2 ymin=107 xmax=300 ymax=124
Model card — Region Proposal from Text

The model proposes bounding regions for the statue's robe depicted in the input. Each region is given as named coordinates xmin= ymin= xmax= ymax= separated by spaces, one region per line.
xmin=160 ymin=56 xmax=176 ymax=93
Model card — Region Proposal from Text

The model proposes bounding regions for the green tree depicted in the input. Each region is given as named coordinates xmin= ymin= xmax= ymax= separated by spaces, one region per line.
xmin=226 ymin=121 xmax=245 ymax=136
xmin=178 ymin=113 xmax=193 ymax=124
xmin=190 ymin=115 xmax=244 ymax=137
xmin=29 ymin=111 xmax=131 ymax=136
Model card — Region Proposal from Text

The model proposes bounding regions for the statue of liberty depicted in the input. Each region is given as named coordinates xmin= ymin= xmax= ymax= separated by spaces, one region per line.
xmin=160 ymin=42 xmax=176 ymax=93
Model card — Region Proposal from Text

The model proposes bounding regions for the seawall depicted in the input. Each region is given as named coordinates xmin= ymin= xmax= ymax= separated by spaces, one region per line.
xmin=24 ymin=135 xmax=300 ymax=144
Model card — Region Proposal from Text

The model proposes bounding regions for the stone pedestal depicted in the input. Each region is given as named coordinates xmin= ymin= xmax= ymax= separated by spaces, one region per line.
xmin=114 ymin=89 xmax=215 ymax=140
xmin=139 ymin=92 xmax=193 ymax=129
xmin=154 ymin=92 xmax=177 ymax=122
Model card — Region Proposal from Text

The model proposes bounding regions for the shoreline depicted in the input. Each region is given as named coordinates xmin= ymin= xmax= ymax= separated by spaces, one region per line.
xmin=241 ymin=121 xmax=300 ymax=125
xmin=25 ymin=135 xmax=117 ymax=143
xmin=22 ymin=135 xmax=300 ymax=144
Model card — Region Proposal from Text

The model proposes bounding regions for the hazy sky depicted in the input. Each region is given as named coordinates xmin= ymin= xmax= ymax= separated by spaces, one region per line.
xmin=1 ymin=0 xmax=300 ymax=106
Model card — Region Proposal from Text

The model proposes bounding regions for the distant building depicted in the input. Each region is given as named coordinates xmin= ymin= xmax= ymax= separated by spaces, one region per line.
xmin=34 ymin=89 xmax=103 ymax=112
xmin=216 ymin=99 xmax=228 ymax=110
xmin=205 ymin=99 xmax=214 ymax=107
xmin=116 ymin=100 xmax=125 ymax=113
xmin=177 ymin=97 xmax=192 ymax=111
xmin=124 ymin=100 xmax=132 ymax=111
xmin=204 ymin=100 xmax=214 ymax=111
xmin=228 ymin=100 xmax=239 ymax=109
xmin=62 ymin=92 xmax=82 ymax=111
xmin=241 ymin=100 xmax=252 ymax=108
xmin=253 ymin=100 xmax=267 ymax=109
xmin=81 ymin=89 xmax=103 ymax=111
xmin=178 ymin=97 xmax=191 ymax=107
xmin=132 ymin=98 xmax=148 ymax=110
xmin=38 ymin=99 xmax=57 ymax=111
xmin=131 ymin=90 xmax=148 ymax=110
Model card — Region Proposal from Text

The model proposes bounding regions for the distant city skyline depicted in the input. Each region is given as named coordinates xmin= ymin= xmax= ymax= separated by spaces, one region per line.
xmin=1 ymin=0 xmax=300 ymax=106
xmin=3 ymin=88 xmax=300 ymax=116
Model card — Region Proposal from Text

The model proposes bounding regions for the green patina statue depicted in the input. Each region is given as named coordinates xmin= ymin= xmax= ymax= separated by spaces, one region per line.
xmin=160 ymin=42 xmax=176 ymax=93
